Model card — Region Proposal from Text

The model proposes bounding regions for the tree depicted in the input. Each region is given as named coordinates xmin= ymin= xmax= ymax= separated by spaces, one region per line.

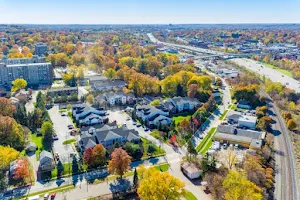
xmin=72 ymin=156 xmax=79 ymax=174
xmin=0 ymin=116 xmax=24 ymax=150
xmin=13 ymin=104 xmax=28 ymax=126
xmin=11 ymin=78 xmax=27 ymax=92
xmin=150 ymin=99 xmax=160 ymax=106
xmin=137 ymin=167 xmax=185 ymax=200
xmin=200 ymin=153 xmax=216 ymax=175
xmin=92 ymin=144 xmax=106 ymax=167
xmin=0 ymin=145 xmax=19 ymax=169
xmin=13 ymin=158 xmax=29 ymax=182
xmin=86 ymin=94 xmax=94 ymax=104
xmin=133 ymin=168 xmax=139 ymax=190
xmin=66 ymin=104 xmax=72 ymax=110
xmin=188 ymin=84 xmax=198 ymax=98
xmin=40 ymin=121 xmax=54 ymax=149
xmin=222 ymin=171 xmax=263 ymax=200
xmin=243 ymin=155 xmax=266 ymax=188
xmin=216 ymin=78 xmax=223 ymax=87
xmin=108 ymin=148 xmax=131 ymax=178
xmin=289 ymin=101 xmax=296 ymax=111
xmin=83 ymin=148 xmax=93 ymax=167
xmin=256 ymin=116 xmax=272 ymax=131
xmin=224 ymin=149 xmax=237 ymax=170
xmin=105 ymin=68 xmax=117 ymax=80
xmin=0 ymin=97 xmax=16 ymax=117
xmin=187 ymin=139 xmax=197 ymax=160
xmin=204 ymin=169 xmax=227 ymax=200
xmin=287 ymin=119 xmax=297 ymax=130
xmin=57 ymin=160 xmax=64 ymax=178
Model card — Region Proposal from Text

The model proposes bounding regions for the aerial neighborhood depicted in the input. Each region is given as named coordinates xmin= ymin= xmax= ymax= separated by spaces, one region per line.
xmin=0 ymin=23 xmax=299 ymax=200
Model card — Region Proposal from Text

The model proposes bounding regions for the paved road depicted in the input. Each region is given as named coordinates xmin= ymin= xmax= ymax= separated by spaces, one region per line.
xmin=25 ymin=90 xmax=39 ymax=113
xmin=48 ymin=105 xmax=77 ymax=164
xmin=232 ymin=58 xmax=300 ymax=93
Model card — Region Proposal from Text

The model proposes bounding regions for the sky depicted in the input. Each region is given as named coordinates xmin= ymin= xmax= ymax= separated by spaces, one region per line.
xmin=0 ymin=0 xmax=300 ymax=24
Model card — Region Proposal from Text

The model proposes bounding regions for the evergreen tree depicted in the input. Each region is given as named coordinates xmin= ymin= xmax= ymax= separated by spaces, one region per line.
xmin=187 ymin=140 xmax=197 ymax=160
xmin=14 ymin=105 xmax=28 ymax=126
xmin=176 ymin=84 xmax=184 ymax=97
xmin=133 ymin=168 xmax=139 ymax=189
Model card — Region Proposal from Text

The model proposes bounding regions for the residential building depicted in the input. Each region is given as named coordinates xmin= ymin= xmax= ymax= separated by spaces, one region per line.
xmin=0 ymin=56 xmax=53 ymax=89
xmin=91 ymin=79 xmax=126 ymax=92
xmin=181 ymin=162 xmax=201 ymax=179
xmin=136 ymin=105 xmax=169 ymax=122
xmin=26 ymin=142 xmax=37 ymax=152
xmin=212 ymin=89 xmax=221 ymax=99
xmin=78 ymin=123 xmax=140 ymax=150
xmin=0 ymin=55 xmax=46 ymax=65
xmin=214 ymin=125 xmax=264 ymax=150
xmin=39 ymin=150 xmax=54 ymax=171
xmin=103 ymin=92 xmax=135 ymax=106
xmin=35 ymin=42 xmax=48 ymax=56
xmin=72 ymin=104 xmax=107 ymax=126
xmin=47 ymin=87 xmax=78 ymax=97
xmin=167 ymin=97 xmax=201 ymax=113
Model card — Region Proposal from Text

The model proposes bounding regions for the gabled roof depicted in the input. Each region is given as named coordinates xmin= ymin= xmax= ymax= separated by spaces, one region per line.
xmin=103 ymin=131 xmax=123 ymax=141
xmin=171 ymin=97 xmax=201 ymax=105
xmin=85 ymin=139 xmax=97 ymax=149
xmin=39 ymin=150 xmax=53 ymax=164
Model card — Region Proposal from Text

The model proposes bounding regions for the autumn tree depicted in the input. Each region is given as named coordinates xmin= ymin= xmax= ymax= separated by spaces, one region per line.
xmin=0 ymin=117 xmax=24 ymax=150
xmin=222 ymin=171 xmax=263 ymax=200
xmin=92 ymin=144 xmax=106 ymax=167
xmin=223 ymin=148 xmax=237 ymax=170
xmin=83 ymin=148 xmax=93 ymax=167
xmin=13 ymin=158 xmax=29 ymax=182
xmin=86 ymin=94 xmax=94 ymax=104
xmin=0 ymin=97 xmax=16 ymax=117
xmin=105 ymin=68 xmax=117 ymax=80
xmin=137 ymin=167 xmax=185 ymax=200
xmin=40 ymin=121 xmax=54 ymax=149
xmin=108 ymin=148 xmax=131 ymax=178
xmin=243 ymin=155 xmax=266 ymax=188
xmin=0 ymin=145 xmax=19 ymax=169
xmin=11 ymin=78 xmax=27 ymax=92
xmin=287 ymin=119 xmax=297 ymax=130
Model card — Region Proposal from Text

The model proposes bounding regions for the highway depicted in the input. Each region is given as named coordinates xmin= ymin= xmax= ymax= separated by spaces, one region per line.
xmin=147 ymin=33 xmax=299 ymax=200
xmin=232 ymin=58 xmax=300 ymax=93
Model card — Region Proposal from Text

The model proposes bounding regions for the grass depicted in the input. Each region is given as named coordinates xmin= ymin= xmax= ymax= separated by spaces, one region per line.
xmin=51 ymin=163 xmax=72 ymax=178
xmin=219 ymin=109 xmax=229 ymax=120
xmin=183 ymin=191 xmax=198 ymax=200
xmin=63 ymin=139 xmax=76 ymax=145
xmin=263 ymin=63 xmax=293 ymax=77
xmin=196 ymin=127 xmax=217 ymax=153
xmin=59 ymin=109 xmax=67 ymax=113
xmin=30 ymin=133 xmax=46 ymax=160
xmin=154 ymin=162 xmax=169 ymax=172
xmin=173 ymin=114 xmax=192 ymax=125
xmin=13 ymin=184 xmax=74 ymax=200
xmin=141 ymin=138 xmax=165 ymax=159
xmin=231 ymin=104 xmax=237 ymax=110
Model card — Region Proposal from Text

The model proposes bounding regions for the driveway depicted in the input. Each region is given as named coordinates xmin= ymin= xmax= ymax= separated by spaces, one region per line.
xmin=48 ymin=105 xmax=77 ymax=164
xmin=25 ymin=90 xmax=39 ymax=113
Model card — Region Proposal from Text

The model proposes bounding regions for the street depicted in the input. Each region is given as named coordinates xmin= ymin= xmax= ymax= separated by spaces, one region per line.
xmin=232 ymin=58 xmax=300 ymax=93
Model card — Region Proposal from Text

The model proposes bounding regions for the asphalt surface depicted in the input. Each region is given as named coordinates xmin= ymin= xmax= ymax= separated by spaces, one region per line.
xmin=232 ymin=58 xmax=300 ymax=93
xmin=48 ymin=105 xmax=77 ymax=164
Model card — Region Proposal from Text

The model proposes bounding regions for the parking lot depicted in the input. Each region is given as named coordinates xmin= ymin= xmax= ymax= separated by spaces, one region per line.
xmin=48 ymin=105 xmax=77 ymax=164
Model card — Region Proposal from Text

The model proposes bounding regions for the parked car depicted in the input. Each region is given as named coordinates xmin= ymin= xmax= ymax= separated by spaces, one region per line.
xmin=144 ymin=128 xmax=149 ymax=131
xmin=53 ymin=134 xmax=58 ymax=140
xmin=44 ymin=193 xmax=49 ymax=200
xmin=137 ymin=124 xmax=142 ymax=127
xmin=60 ymin=113 xmax=67 ymax=116
xmin=223 ymin=143 xmax=228 ymax=149
xmin=133 ymin=122 xmax=137 ymax=126
xmin=50 ymin=193 xmax=56 ymax=199
xmin=68 ymin=125 xmax=74 ymax=129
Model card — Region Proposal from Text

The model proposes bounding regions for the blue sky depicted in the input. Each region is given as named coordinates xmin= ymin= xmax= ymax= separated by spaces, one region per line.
xmin=0 ymin=0 xmax=300 ymax=24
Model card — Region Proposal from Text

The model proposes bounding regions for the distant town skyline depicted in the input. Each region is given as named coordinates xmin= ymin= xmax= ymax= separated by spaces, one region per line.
xmin=0 ymin=0 xmax=300 ymax=24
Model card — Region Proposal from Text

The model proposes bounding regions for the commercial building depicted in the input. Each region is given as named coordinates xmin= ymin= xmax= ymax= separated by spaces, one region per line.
xmin=0 ymin=56 xmax=53 ymax=89
xmin=35 ymin=42 xmax=48 ymax=56
xmin=47 ymin=87 xmax=78 ymax=97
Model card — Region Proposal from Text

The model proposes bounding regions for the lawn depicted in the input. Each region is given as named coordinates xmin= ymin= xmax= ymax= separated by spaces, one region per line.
xmin=141 ymin=138 xmax=165 ymax=159
xmin=51 ymin=162 xmax=73 ymax=178
xmin=154 ymin=162 xmax=169 ymax=172
xmin=173 ymin=114 xmax=192 ymax=125
xmin=196 ymin=127 xmax=217 ymax=153
xmin=219 ymin=109 xmax=229 ymax=120
xmin=30 ymin=133 xmax=48 ymax=160
xmin=263 ymin=63 xmax=293 ymax=77
xmin=63 ymin=139 xmax=76 ymax=145
xmin=183 ymin=191 xmax=198 ymax=200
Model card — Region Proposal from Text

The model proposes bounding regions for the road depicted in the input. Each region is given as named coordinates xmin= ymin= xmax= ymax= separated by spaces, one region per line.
xmin=25 ymin=90 xmax=39 ymax=113
xmin=48 ymin=105 xmax=77 ymax=164
xmin=232 ymin=58 xmax=300 ymax=93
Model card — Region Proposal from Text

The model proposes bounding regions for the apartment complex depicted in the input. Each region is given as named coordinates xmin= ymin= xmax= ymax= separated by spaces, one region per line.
xmin=0 ymin=56 xmax=53 ymax=88
xmin=35 ymin=42 xmax=48 ymax=56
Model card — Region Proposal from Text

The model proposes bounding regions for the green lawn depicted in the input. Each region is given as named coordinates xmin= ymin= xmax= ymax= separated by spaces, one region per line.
xmin=63 ymin=139 xmax=76 ymax=145
xmin=263 ymin=63 xmax=293 ymax=77
xmin=154 ymin=162 xmax=169 ymax=172
xmin=196 ymin=127 xmax=217 ymax=153
xmin=30 ymin=133 xmax=47 ymax=160
xmin=141 ymin=138 xmax=165 ymax=159
xmin=219 ymin=109 xmax=229 ymax=120
xmin=51 ymin=163 xmax=73 ymax=178
xmin=173 ymin=114 xmax=192 ymax=125
xmin=184 ymin=191 xmax=198 ymax=200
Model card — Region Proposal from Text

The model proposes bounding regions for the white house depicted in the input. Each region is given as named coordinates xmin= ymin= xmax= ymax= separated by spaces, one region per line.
xmin=39 ymin=150 xmax=54 ymax=171
xmin=136 ymin=105 xmax=169 ymax=122
xmin=103 ymin=92 xmax=135 ymax=106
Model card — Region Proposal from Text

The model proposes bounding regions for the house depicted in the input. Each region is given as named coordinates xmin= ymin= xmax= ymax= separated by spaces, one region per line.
xmin=136 ymin=105 xmax=169 ymax=122
xmin=91 ymin=79 xmax=126 ymax=92
xmin=103 ymin=92 xmax=135 ymax=106
xmin=214 ymin=125 xmax=264 ymax=150
xmin=212 ymin=89 xmax=221 ymax=99
xmin=237 ymin=100 xmax=252 ymax=109
xmin=39 ymin=150 xmax=54 ymax=171
xmin=168 ymin=97 xmax=201 ymax=113
xmin=150 ymin=114 xmax=172 ymax=127
xmin=14 ymin=89 xmax=31 ymax=102
xmin=94 ymin=95 xmax=107 ymax=107
xmin=78 ymin=123 xmax=140 ymax=150
xmin=181 ymin=162 xmax=201 ymax=179
xmin=72 ymin=104 xmax=107 ymax=126
xmin=160 ymin=101 xmax=176 ymax=114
